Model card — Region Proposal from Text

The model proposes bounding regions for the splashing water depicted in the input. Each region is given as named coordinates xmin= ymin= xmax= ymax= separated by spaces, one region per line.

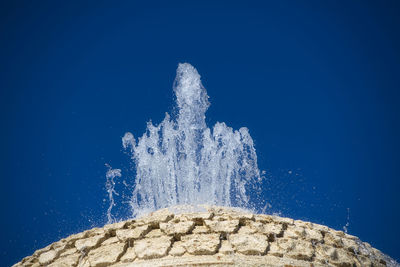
xmin=105 ymin=164 xmax=121 ymax=224
xmin=343 ymin=207 xmax=350 ymax=234
xmin=121 ymin=63 xmax=262 ymax=217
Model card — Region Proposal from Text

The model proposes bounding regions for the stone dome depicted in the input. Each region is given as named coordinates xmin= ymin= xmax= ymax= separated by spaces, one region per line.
xmin=14 ymin=206 xmax=394 ymax=267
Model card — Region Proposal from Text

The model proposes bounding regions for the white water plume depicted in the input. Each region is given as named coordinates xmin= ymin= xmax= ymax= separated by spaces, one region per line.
xmin=122 ymin=63 xmax=262 ymax=217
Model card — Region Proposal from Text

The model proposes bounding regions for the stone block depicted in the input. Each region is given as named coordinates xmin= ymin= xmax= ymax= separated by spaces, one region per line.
xmin=145 ymin=229 xmax=163 ymax=238
xmin=136 ymin=208 xmax=174 ymax=225
xmin=304 ymin=227 xmax=323 ymax=242
xmin=47 ymin=254 xmax=80 ymax=267
xmin=104 ymin=221 xmax=127 ymax=232
xmin=87 ymin=242 xmax=126 ymax=267
xmin=267 ymin=238 xmax=295 ymax=257
xmin=219 ymin=240 xmax=234 ymax=255
xmin=59 ymin=247 xmax=77 ymax=257
xmin=120 ymin=247 xmax=137 ymax=263
xmin=261 ymin=223 xmax=283 ymax=237
xmin=134 ymin=236 xmax=173 ymax=259
xmin=75 ymin=234 xmax=105 ymax=251
xmin=229 ymin=234 xmax=268 ymax=255
xmin=287 ymin=239 xmax=314 ymax=261
xmin=284 ymin=225 xmax=306 ymax=239
xmin=192 ymin=226 xmax=210 ymax=234
xmin=169 ymin=241 xmax=186 ymax=256
xmin=116 ymin=225 xmax=150 ymax=241
xmin=102 ymin=236 xmax=119 ymax=245
xmin=160 ymin=220 xmax=195 ymax=235
xmin=181 ymin=234 xmax=220 ymax=255
xmin=204 ymin=219 xmax=239 ymax=233
xmin=38 ymin=250 xmax=58 ymax=265
xmin=324 ymin=231 xmax=344 ymax=248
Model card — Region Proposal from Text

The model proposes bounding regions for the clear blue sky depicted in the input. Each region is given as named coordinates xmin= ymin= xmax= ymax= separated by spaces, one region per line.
xmin=1 ymin=1 xmax=399 ymax=266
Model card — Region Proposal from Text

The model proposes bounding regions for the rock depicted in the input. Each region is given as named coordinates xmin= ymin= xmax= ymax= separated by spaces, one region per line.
xmin=255 ymin=214 xmax=275 ymax=223
xmin=245 ymin=221 xmax=282 ymax=236
xmin=294 ymin=220 xmax=313 ymax=229
xmin=20 ymin=256 xmax=36 ymax=265
xmin=169 ymin=241 xmax=186 ymax=256
xmin=134 ymin=236 xmax=173 ymax=259
xmin=102 ymin=236 xmax=119 ymax=245
xmin=145 ymin=229 xmax=163 ymax=238
xmin=341 ymin=237 xmax=360 ymax=253
xmin=75 ymin=234 xmax=105 ymax=251
xmin=60 ymin=247 xmax=77 ymax=257
xmin=229 ymin=234 xmax=268 ymax=255
xmin=135 ymin=208 xmax=174 ymax=225
xmin=268 ymin=238 xmax=295 ymax=257
xmin=204 ymin=219 xmax=239 ymax=233
xmin=262 ymin=223 xmax=283 ymax=237
xmin=238 ymin=225 xmax=257 ymax=234
xmin=304 ymin=227 xmax=323 ymax=242
xmin=116 ymin=225 xmax=150 ymax=241
xmin=228 ymin=212 xmax=255 ymax=221
xmin=160 ymin=220 xmax=195 ymax=235
xmin=120 ymin=247 xmax=136 ymax=262
xmin=33 ymin=244 xmax=52 ymax=257
xmin=219 ymin=240 xmax=234 ymax=255
xmin=268 ymin=215 xmax=294 ymax=225
xmin=357 ymin=255 xmax=374 ymax=267
xmin=284 ymin=225 xmax=306 ymax=239
xmin=287 ymin=239 xmax=314 ymax=261
xmin=51 ymin=240 xmax=68 ymax=252
xmin=104 ymin=221 xmax=127 ymax=232
xmin=86 ymin=227 xmax=105 ymax=237
xmin=325 ymin=231 xmax=344 ymax=248
xmin=181 ymin=234 xmax=220 ymax=255
xmin=79 ymin=258 xmax=91 ymax=267
xmin=88 ymin=242 xmax=126 ymax=267
xmin=47 ymin=254 xmax=80 ymax=267
xmin=192 ymin=225 xmax=210 ymax=234
xmin=315 ymin=244 xmax=357 ymax=266
xmin=38 ymin=250 xmax=58 ymax=265
xmin=181 ymin=212 xmax=214 ymax=221
xmin=268 ymin=241 xmax=284 ymax=257
xmin=312 ymin=222 xmax=330 ymax=233
xmin=330 ymin=248 xmax=358 ymax=267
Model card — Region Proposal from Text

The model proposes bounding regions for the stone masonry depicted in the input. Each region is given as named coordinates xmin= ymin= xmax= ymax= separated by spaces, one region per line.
xmin=13 ymin=206 xmax=395 ymax=267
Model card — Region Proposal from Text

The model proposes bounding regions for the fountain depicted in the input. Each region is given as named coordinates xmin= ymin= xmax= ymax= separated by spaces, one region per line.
xmin=12 ymin=64 xmax=399 ymax=267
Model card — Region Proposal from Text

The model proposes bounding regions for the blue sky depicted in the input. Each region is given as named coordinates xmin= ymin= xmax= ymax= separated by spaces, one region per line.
xmin=1 ymin=1 xmax=399 ymax=265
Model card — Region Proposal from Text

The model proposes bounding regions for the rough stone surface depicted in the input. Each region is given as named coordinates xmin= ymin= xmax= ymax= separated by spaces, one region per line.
xmin=47 ymin=254 xmax=80 ymax=267
xmin=192 ymin=225 xmax=209 ymax=234
xmin=116 ymin=225 xmax=150 ymax=241
xmin=169 ymin=241 xmax=186 ymax=256
xmin=181 ymin=234 xmax=220 ymax=255
xmin=120 ymin=247 xmax=136 ymax=263
xmin=204 ymin=219 xmax=239 ymax=233
xmin=75 ymin=234 xmax=105 ymax=251
xmin=229 ymin=234 xmax=268 ymax=255
xmin=160 ymin=220 xmax=195 ymax=235
xmin=219 ymin=240 xmax=234 ymax=255
xmin=102 ymin=236 xmax=119 ymax=245
xmin=13 ymin=205 xmax=398 ymax=267
xmin=134 ymin=236 xmax=173 ymax=259
xmin=38 ymin=250 xmax=57 ymax=265
xmin=88 ymin=242 xmax=126 ymax=267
